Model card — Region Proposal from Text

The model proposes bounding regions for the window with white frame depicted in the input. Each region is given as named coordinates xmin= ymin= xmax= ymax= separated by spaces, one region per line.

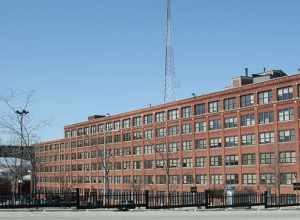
xmin=196 ymin=175 xmax=208 ymax=185
xmin=241 ymin=134 xmax=255 ymax=146
xmin=144 ymin=129 xmax=153 ymax=140
xmin=209 ymin=137 xmax=222 ymax=148
xmin=280 ymin=172 xmax=297 ymax=185
xmin=144 ymin=145 xmax=155 ymax=155
xmin=195 ymin=157 xmax=206 ymax=167
xmin=225 ymin=155 xmax=239 ymax=166
xmin=208 ymin=101 xmax=219 ymax=113
xmin=210 ymin=175 xmax=223 ymax=185
xmin=155 ymin=111 xmax=166 ymax=122
xmin=224 ymin=97 xmax=236 ymax=111
xmin=195 ymin=139 xmax=207 ymax=150
xmin=260 ymin=173 xmax=275 ymax=185
xmin=182 ymin=106 xmax=192 ymax=118
xmin=156 ymin=128 xmax=166 ymax=137
xmin=242 ymin=174 xmax=256 ymax=185
xmin=278 ymin=129 xmax=295 ymax=142
xmin=240 ymin=94 xmax=254 ymax=107
xmin=209 ymin=119 xmax=221 ymax=130
xmin=260 ymin=152 xmax=274 ymax=164
xmin=195 ymin=121 xmax=206 ymax=132
xmin=169 ymin=159 xmax=179 ymax=168
xmin=182 ymin=124 xmax=192 ymax=134
xmin=168 ymin=125 xmax=180 ymax=136
xmin=182 ymin=158 xmax=193 ymax=168
xmin=277 ymin=86 xmax=293 ymax=101
xmin=132 ymin=116 xmax=142 ymax=127
xmin=144 ymin=114 xmax=153 ymax=125
xmin=259 ymin=111 xmax=274 ymax=124
xmin=242 ymin=153 xmax=256 ymax=165
xmin=182 ymin=175 xmax=193 ymax=184
xmin=258 ymin=90 xmax=272 ymax=105
xmin=122 ymin=118 xmax=131 ymax=129
xmin=241 ymin=114 xmax=255 ymax=126
xmin=226 ymin=174 xmax=239 ymax=185
xmin=195 ymin=103 xmax=205 ymax=115
xmin=259 ymin=131 xmax=274 ymax=144
xmin=224 ymin=136 xmax=238 ymax=147
xmin=168 ymin=109 xmax=179 ymax=120
xmin=168 ymin=142 xmax=180 ymax=152
xmin=182 ymin=140 xmax=192 ymax=151
xmin=224 ymin=117 xmax=237 ymax=128
xmin=278 ymin=108 xmax=294 ymax=122
xmin=155 ymin=143 xmax=166 ymax=152
xmin=279 ymin=151 xmax=296 ymax=163
xmin=210 ymin=156 xmax=222 ymax=166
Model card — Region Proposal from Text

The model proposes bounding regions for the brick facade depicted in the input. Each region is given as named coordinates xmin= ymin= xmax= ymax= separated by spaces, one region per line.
xmin=35 ymin=72 xmax=300 ymax=194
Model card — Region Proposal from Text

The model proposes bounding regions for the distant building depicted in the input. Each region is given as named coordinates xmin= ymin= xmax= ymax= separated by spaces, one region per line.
xmin=35 ymin=70 xmax=300 ymax=195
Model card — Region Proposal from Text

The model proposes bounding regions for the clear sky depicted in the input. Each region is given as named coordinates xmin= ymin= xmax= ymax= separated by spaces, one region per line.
xmin=0 ymin=0 xmax=299 ymax=141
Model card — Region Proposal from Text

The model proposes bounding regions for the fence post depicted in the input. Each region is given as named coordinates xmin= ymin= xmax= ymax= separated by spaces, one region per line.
xmin=263 ymin=191 xmax=268 ymax=208
xmin=76 ymin=188 xmax=80 ymax=209
xmin=145 ymin=190 xmax=149 ymax=209
xmin=204 ymin=190 xmax=209 ymax=209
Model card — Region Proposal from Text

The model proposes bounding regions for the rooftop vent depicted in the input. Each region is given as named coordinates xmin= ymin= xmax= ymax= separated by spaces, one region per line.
xmin=88 ymin=115 xmax=106 ymax=121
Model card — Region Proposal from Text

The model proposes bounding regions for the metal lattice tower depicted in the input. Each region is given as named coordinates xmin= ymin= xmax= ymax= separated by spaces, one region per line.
xmin=164 ymin=0 xmax=176 ymax=104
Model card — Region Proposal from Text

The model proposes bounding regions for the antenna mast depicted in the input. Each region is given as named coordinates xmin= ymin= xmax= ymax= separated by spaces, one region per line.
xmin=164 ymin=0 xmax=176 ymax=103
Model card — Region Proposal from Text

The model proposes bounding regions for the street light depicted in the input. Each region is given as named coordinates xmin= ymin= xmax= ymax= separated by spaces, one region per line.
xmin=15 ymin=109 xmax=29 ymax=194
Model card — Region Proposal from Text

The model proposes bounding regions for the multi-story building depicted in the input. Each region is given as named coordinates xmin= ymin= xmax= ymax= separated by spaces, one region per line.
xmin=35 ymin=70 xmax=300 ymax=195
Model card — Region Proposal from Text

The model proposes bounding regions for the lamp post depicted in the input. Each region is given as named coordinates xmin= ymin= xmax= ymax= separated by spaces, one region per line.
xmin=15 ymin=109 xmax=29 ymax=194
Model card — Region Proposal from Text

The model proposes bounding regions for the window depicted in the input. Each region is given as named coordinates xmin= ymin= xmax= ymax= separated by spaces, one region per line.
xmin=195 ymin=139 xmax=207 ymax=150
xmin=258 ymin=90 xmax=272 ymax=105
xmin=133 ymin=146 xmax=142 ymax=155
xmin=133 ymin=161 xmax=141 ymax=169
xmin=210 ymin=156 xmax=222 ymax=166
xmin=278 ymin=108 xmax=294 ymax=122
xmin=182 ymin=140 xmax=192 ymax=151
xmin=123 ymin=161 xmax=131 ymax=170
xmin=224 ymin=136 xmax=238 ymax=147
xmin=195 ymin=157 xmax=207 ymax=167
xmin=195 ymin=103 xmax=205 ymax=115
xmin=280 ymin=151 xmax=296 ymax=163
xmin=155 ymin=111 xmax=166 ymax=122
xmin=155 ymin=144 xmax=166 ymax=153
xmin=144 ymin=129 xmax=153 ymax=140
xmin=242 ymin=153 xmax=256 ymax=165
xmin=210 ymin=175 xmax=223 ymax=185
xmin=113 ymin=134 xmax=121 ymax=143
xmin=277 ymin=87 xmax=293 ymax=101
xmin=182 ymin=106 xmax=192 ymax=118
xmin=241 ymin=134 xmax=255 ymax=146
xmin=240 ymin=94 xmax=254 ymax=107
xmin=225 ymin=155 xmax=239 ymax=166
xmin=208 ymin=101 xmax=219 ymax=113
xmin=144 ymin=114 xmax=153 ymax=125
xmin=156 ymin=128 xmax=166 ymax=138
xmin=226 ymin=174 xmax=239 ymax=185
xmin=278 ymin=129 xmax=295 ymax=142
xmin=105 ymin=123 xmax=113 ymax=131
xmin=168 ymin=142 xmax=180 ymax=152
xmin=144 ymin=175 xmax=154 ymax=184
xmin=260 ymin=152 xmax=274 ymax=164
xmin=259 ymin=131 xmax=275 ymax=144
xmin=280 ymin=173 xmax=297 ymax=185
xmin=260 ymin=173 xmax=275 ymax=185
xmin=169 ymin=159 xmax=179 ymax=168
xmin=123 ymin=133 xmax=131 ymax=142
xmin=169 ymin=175 xmax=180 ymax=184
xmin=122 ymin=147 xmax=131 ymax=156
xmin=132 ymin=116 xmax=142 ymax=127
xmin=195 ymin=121 xmax=206 ymax=132
xmin=224 ymin=97 xmax=236 ymax=111
xmin=144 ymin=145 xmax=155 ymax=155
xmin=182 ymin=124 xmax=192 ymax=134
xmin=182 ymin=175 xmax=194 ymax=184
xmin=168 ymin=125 xmax=180 ymax=136
xmin=241 ymin=114 xmax=255 ymax=126
xmin=133 ymin=131 xmax=143 ymax=140
xmin=196 ymin=175 xmax=208 ymax=185
xmin=113 ymin=121 xmax=120 ymax=131
xmin=122 ymin=119 xmax=131 ymax=129
xmin=224 ymin=117 xmax=237 ymax=128
xmin=156 ymin=175 xmax=166 ymax=184
xmin=209 ymin=119 xmax=221 ymax=130
xmin=242 ymin=174 xmax=256 ymax=185
xmin=209 ymin=137 xmax=222 ymax=148
xmin=156 ymin=160 xmax=165 ymax=168
xmin=259 ymin=111 xmax=274 ymax=124
xmin=182 ymin=158 xmax=193 ymax=168
xmin=168 ymin=109 xmax=179 ymax=120
xmin=144 ymin=160 xmax=154 ymax=169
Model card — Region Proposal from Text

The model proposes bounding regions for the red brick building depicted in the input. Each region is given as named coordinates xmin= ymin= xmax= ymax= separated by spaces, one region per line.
xmin=35 ymin=70 xmax=300 ymax=195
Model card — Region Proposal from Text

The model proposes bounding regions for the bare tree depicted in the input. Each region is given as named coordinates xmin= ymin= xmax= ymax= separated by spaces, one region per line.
xmin=0 ymin=90 xmax=48 ymax=194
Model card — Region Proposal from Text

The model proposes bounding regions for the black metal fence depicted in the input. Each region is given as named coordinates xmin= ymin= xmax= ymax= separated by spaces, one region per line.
xmin=0 ymin=191 xmax=300 ymax=210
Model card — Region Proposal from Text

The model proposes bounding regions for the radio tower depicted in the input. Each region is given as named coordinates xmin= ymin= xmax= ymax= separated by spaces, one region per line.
xmin=164 ymin=0 xmax=176 ymax=103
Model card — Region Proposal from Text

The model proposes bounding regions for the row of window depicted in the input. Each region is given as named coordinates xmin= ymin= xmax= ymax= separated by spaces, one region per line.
xmin=37 ymin=172 xmax=297 ymax=185
xmin=65 ymin=85 xmax=300 ymax=138
xmin=37 ymin=151 xmax=296 ymax=173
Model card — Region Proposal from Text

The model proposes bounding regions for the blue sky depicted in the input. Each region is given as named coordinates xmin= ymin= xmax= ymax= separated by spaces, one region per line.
xmin=0 ymin=0 xmax=299 ymax=141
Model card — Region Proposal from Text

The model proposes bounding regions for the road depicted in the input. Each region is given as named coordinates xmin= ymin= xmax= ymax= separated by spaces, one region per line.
xmin=0 ymin=209 xmax=300 ymax=220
